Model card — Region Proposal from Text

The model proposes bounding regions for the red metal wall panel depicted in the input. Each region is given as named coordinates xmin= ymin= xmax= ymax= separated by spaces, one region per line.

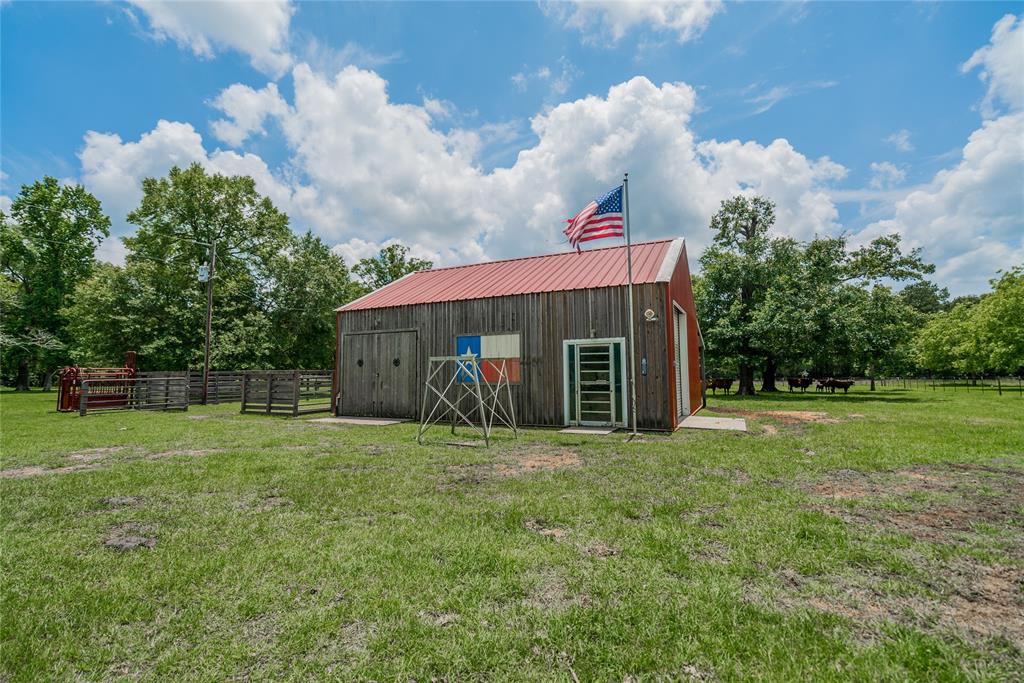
xmin=665 ymin=242 xmax=703 ymax=426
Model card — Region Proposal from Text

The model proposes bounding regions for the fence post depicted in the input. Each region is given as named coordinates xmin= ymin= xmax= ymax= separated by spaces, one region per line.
xmin=292 ymin=370 xmax=301 ymax=417
xmin=240 ymin=372 xmax=247 ymax=413
xmin=266 ymin=373 xmax=273 ymax=415
xmin=79 ymin=381 xmax=89 ymax=416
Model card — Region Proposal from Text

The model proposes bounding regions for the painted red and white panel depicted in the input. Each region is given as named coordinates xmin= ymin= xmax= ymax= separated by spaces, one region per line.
xmin=456 ymin=333 xmax=521 ymax=383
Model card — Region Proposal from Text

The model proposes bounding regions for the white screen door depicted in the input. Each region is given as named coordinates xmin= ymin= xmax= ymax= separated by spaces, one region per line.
xmin=577 ymin=343 xmax=615 ymax=425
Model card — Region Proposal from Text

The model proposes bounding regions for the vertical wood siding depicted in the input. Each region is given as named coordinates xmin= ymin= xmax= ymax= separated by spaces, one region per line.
xmin=335 ymin=283 xmax=675 ymax=429
xmin=665 ymin=242 xmax=704 ymax=427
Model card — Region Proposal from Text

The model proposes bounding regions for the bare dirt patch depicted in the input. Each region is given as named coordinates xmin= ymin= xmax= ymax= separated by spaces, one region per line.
xmin=439 ymin=445 xmax=583 ymax=488
xmin=147 ymin=448 xmax=227 ymax=460
xmin=712 ymin=406 xmax=843 ymax=425
xmin=495 ymin=446 xmax=582 ymax=477
xmin=786 ymin=461 xmax=1024 ymax=650
xmin=751 ymin=558 xmax=1024 ymax=650
xmin=69 ymin=446 xmax=127 ymax=462
xmin=523 ymin=570 xmax=588 ymax=611
xmin=805 ymin=463 xmax=1024 ymax=545
xmin=419 ymin=610 xmax=459 ymax=627
xmin=695 ymin=540 xmax=731 ymax=565
xmin=104 ymin=496 xmax=144 ymax=508
xmin=1 ymin=463 xmax=99 ymax=478
xmin=581 ymin=541 xmax=619 ymax=558
xmin=525 ymin=518 xmax=569 ymax=540
xmin=103 ymin=522 xmax=157 ymax=551
xmin=257 ymin=496 xmax=293 ymax=511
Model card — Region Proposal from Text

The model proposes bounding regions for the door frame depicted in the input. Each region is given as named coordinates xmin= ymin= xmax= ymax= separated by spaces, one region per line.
xmin=562 ymin=337 xmax=627 ymax=427
xmin=672 ymin=302 xmax=690 ymax=418
xmin=338 ymin=329 xmax=419 ymax=417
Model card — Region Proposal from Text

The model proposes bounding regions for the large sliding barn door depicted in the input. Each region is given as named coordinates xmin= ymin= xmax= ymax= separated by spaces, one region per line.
xmin=340 ymin=331 xmax=418 ymax=417
xmin=673 ymin=306 xmax=690 ymax=418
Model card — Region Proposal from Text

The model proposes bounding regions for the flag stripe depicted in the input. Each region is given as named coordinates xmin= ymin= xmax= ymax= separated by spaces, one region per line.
xmin=564 ymin=186 xmax=625 ymax=250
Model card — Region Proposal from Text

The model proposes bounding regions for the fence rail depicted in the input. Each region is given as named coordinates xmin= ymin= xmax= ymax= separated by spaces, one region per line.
xmin=187 ymin=371 xmax=244 ymax=404
xmin=240 ymin=370 xmax=333 ymax=417
xmin=79 ymin=375 xmax=189 ymax=415
xmin=868 ymin=376 xmax=1023 ymax=396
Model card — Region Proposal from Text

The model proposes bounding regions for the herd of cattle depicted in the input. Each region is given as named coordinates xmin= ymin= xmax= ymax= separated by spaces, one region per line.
xmin=703 ymin=377 xmax=857 ymax=395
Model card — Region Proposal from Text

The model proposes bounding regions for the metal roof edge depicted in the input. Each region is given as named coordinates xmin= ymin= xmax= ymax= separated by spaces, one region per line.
xmin=336 ymin=270 xmax=421 ymax=312
xmin=654 ymin=237 xmax=685 ymax=282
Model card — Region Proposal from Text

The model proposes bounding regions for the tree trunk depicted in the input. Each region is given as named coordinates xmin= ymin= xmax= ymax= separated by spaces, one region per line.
xmin=15 ymin=358 xmax=31 ymax=391
xmin=869 ymin=376 xmax=876 ymax=391
xmin=761 ymin=357 xmax=779 ymax=392
xmin=737 ymin=363 xmax=757 ymax=396
xmin=42 ymin=369 xmax=56 ymax=392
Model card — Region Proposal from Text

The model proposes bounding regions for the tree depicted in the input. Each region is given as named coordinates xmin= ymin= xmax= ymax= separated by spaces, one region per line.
xmin=353 ymin=244 xmax=432 ymax=292
xmin=65 ymin=164 xmax=291 ymax=371
xmin=915 ymin=302 xmax=979 ymax=375
xmin=844 ymin=284 xmax=920 ymax=385
xmin=977 ymin=266 xmax=1024 ymax=374
xmin=0 ymin=178 xmax=110 ymax=389
xmin=916 ymin=267 xmax=1024 ymax=376
xmin=899 ymin=280 xmax=950 ymax=315
xmin=58 ymin=263 xmax=130 ymax=367
xmin=696 ymin=197 xmax=935 ymax=393
xmin=698 ymin=196 xmax=777 ymax=395
xmin=268 ymin=232 xmax=362 ymax=369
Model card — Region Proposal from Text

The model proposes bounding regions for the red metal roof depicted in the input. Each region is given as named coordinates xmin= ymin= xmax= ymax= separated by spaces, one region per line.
xmin=340 ymin=239 xmax=681 ymax=312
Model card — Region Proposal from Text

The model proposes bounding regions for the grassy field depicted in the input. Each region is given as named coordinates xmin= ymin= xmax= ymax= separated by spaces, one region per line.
xmin=1 ymin=386 xmax=1021 ymax=681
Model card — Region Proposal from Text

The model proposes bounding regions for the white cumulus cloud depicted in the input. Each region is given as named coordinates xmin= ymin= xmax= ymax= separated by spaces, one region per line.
xmin=884 ymin=129 xmax=914 ymax=152
xmin=210 ymin=82 xmax=290 ymax=147
xmin=79 ymin=67 xmax=849 ymax=272
xmin=860 ymin=112 xmax=1024 ymax=294
xmin=127 ymin=0 xmax=294 ymax=77
xmin=868 ymin=161 xmax=906 ymax=190
xmin=961 ymin=13 xmax=1024 ymax=118
xmin=546 ymin=0 xmax=723 ymax=44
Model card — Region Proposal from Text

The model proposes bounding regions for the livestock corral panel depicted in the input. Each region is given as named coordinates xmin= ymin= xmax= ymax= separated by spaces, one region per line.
xmin=336 ymin=283 xmax=674 ymax=429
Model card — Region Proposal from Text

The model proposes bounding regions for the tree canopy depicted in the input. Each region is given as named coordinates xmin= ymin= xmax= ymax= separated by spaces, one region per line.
xmin=0 ymin=177 xmax=110 ymax=388
xmin=353 ymin=243 xmax=432 ymax=292
xmin=695 ymin=195 xmax=935 ymax=393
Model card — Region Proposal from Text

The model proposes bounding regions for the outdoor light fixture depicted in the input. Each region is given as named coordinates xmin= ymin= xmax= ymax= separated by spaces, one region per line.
xmin=643 ymin=308 xmax=658 ymax=322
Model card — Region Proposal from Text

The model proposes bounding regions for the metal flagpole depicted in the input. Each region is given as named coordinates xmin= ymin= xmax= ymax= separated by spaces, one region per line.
xmin=623 ymin=173 xmax=638 ymax=436
xmin=202 ymin=239 xmax=216 ymax=405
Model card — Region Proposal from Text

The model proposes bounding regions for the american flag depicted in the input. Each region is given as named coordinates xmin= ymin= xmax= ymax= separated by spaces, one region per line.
xmin=564 ymin=185 xmax=624 ymax=251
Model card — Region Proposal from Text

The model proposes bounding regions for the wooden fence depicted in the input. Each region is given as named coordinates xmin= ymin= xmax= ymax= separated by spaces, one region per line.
xmin=240 ymin=370 xmax=333 ymax=417
xmin=187 ymin=370 xmax=244 ymax=404
xmin=79 ymin=375 xmax=189 ymax=415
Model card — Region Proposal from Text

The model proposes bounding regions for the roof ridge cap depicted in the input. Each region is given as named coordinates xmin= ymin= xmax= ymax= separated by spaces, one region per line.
xmin=421 ymin=238 xmax=675 ymax=274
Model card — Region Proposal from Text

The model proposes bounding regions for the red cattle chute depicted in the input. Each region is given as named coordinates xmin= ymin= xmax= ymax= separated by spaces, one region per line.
xmin=56 ymin=352 xmax=138 ymax=412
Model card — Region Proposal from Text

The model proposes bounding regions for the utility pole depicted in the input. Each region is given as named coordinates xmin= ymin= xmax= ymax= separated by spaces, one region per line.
xmin=202 ymin=240 xmax=216 ymax=405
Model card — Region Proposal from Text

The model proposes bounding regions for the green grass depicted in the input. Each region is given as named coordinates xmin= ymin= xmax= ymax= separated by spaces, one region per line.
xmin=2 ymin=386 xmax=1022 ymax=681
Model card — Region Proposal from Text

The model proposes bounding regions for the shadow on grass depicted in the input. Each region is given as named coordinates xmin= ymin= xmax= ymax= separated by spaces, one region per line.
xmin=707 ymin=390 xmax=927 ymax=405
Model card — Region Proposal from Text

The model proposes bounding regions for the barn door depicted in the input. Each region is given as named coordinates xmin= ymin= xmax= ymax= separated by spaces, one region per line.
xmin=673 ymin=305 xmax=690 ymax=418
xmin=340 ymin=331 xmax=418 ymax=417
xmin=340 ymin=333 xmax=375 ymax=416
xmin=375 ymin=331 xmax=418 ymax=417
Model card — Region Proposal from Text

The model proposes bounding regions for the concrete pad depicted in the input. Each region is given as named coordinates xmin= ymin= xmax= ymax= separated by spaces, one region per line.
xmin=308 ymin=417 xmax=407 ymax=426
xmin=559 ymin=427 xmax=616 ymax=435
xmin=679 ymin=415 xmax=747 ymax=432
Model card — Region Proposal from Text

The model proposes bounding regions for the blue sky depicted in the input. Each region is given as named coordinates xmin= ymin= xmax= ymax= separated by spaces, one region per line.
xmin=2 ymin=1 xmax=1022 ymax=294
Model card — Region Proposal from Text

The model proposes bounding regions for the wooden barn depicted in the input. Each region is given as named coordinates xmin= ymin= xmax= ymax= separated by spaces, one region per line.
xmin=331 ymin=238 xmax=704 ymax=431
